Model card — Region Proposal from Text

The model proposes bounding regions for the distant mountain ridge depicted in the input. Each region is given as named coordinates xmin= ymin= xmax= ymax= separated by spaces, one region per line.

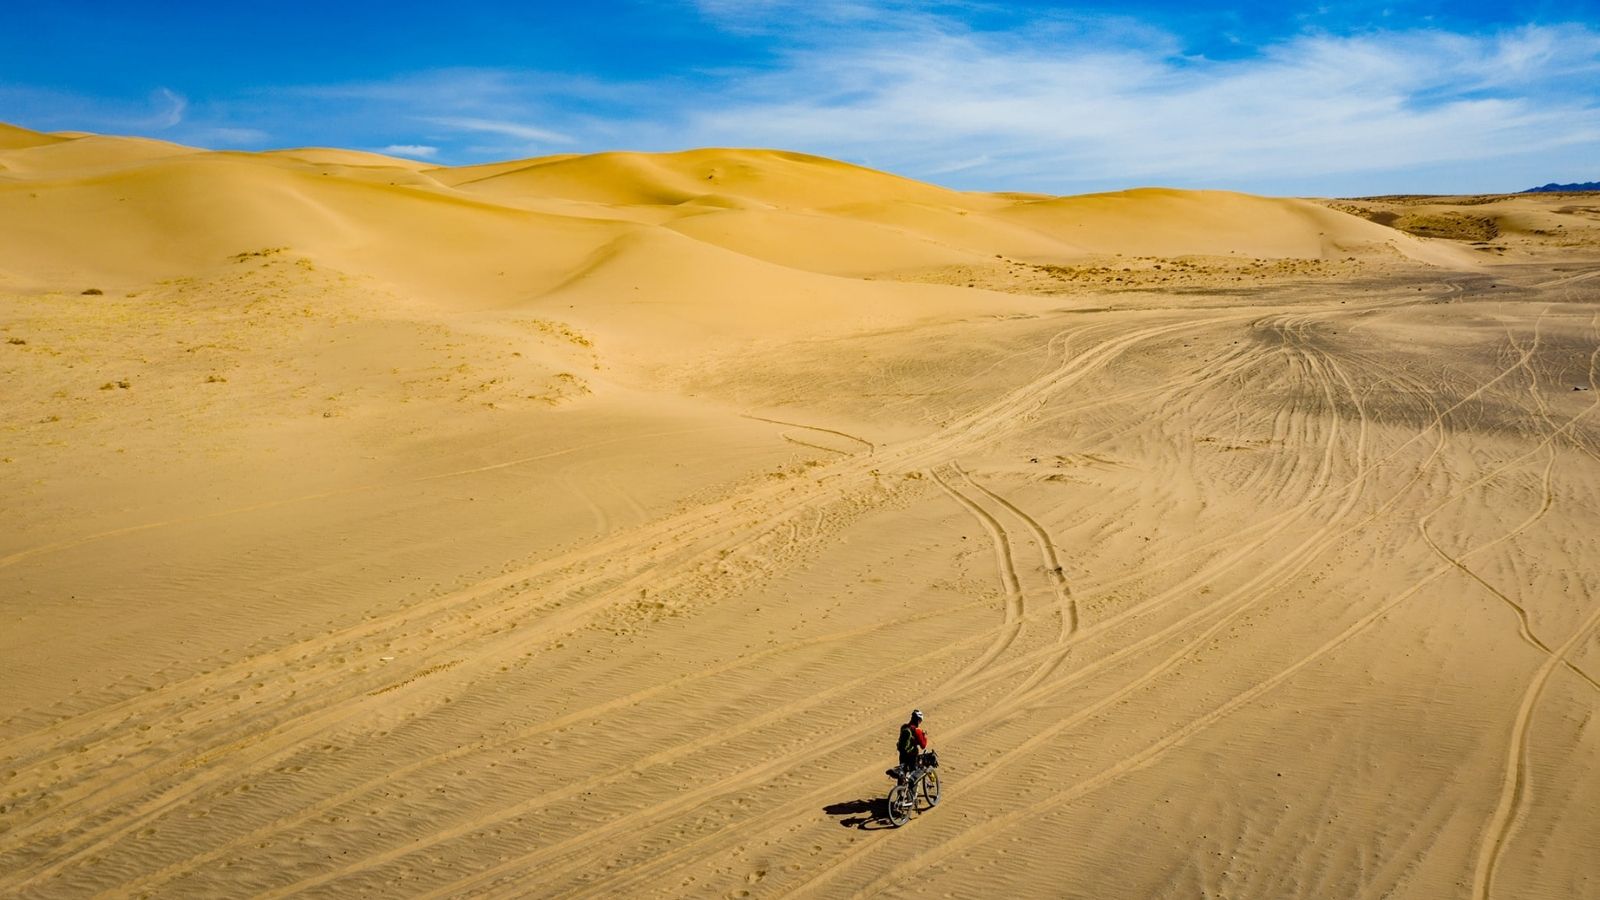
xmin=1522 ymin=181 xmax=1600 ymax=193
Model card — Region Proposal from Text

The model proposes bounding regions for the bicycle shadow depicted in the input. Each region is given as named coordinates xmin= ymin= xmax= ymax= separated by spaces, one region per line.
xmin=821 ymin=797 xmax=896 ymax=830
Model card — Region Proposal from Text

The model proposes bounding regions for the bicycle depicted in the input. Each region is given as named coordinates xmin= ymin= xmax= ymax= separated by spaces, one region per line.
xmin=884 ymin=749 xmax=940 ymax=827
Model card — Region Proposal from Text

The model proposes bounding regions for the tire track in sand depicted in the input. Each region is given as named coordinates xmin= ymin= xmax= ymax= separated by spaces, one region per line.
xmin=527 ymin=310 xmax=1583 ymax=900
xmin=4 ymin=315 xmax=1209 ymax=890
xmin=434 ymin=303 xmax=1569 ymax=899
xmin=780 ymin=310 xmax=1570 ymax=899
xmin=0 ymin=305 xmax=1414 ymax=890
xmin=1469 ymin=593 xmax=1600 ymax=900
xmin=955 ymin=464 xmax=1077 ymax=658
xmin=547 ymin=319 xmax=1388 ymax=900
xmin=256 ymin=464 xmax=1047 ymax=899
xmin=0 ymin=305 xmax=1440 ymax=890
xmin=741 ymin=414 xmax=876 ymax=454
xmin=1418 ymin=315 xmax=1600 ymax=693
xmin=111 ymin=594 xmax=1016 ymax=898
xmin=6 ymin=316 xmax=1203 ymax=771
xmin=844 ymin=383 xmax=1600 ymax=900
xmin=928 ymin=467 xmax=1027 ymax=682
xmin=5 ymin=457 xmax=925 ymax=888
xmin=1469 ymin=330 xmax=1600 ymax=900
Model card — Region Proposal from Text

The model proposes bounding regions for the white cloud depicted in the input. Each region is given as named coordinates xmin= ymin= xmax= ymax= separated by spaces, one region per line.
xmin=5 ymin=9 xmax=1595 ymax=194
xmin=662 ymin=20 xmax=1600 ymax=193
xmin=148 ymin=87 xmax=187 ymax=129
xmin=382 ymin=143 xmax=440 ymax=158
xmin=252 ymin=21 xmax=1598 ymax=192
xmin=424 ymin=116 xmax=574 ymax=144
xmin=924 ymin=154 xmax=992 ymax=175
xmin=189 ymin=126 xmax=270 ymax=146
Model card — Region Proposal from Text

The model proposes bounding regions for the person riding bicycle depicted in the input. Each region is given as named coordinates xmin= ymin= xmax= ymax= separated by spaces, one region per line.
xmin=896 ymin=709 xmax=928 ymax=782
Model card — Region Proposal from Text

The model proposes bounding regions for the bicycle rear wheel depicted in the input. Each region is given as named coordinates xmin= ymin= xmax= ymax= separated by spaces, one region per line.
xmin=919 ymin=770 xmax=941 ymax=808
xmin=886 ymin=783 xmax=913 ymax=826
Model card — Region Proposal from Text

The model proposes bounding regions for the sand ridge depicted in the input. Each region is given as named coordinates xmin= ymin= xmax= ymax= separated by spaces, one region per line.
xmin=2 ymin=122 xmax=1598 ymax=898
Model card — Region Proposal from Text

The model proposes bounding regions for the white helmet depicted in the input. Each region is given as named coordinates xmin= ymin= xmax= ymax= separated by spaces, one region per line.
xmin=910 ymin=709 xmax=924 ymax=722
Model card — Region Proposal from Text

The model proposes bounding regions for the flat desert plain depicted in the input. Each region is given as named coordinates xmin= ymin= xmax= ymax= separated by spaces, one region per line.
xmin=2 ymin=122 xmax=1599 ymax=899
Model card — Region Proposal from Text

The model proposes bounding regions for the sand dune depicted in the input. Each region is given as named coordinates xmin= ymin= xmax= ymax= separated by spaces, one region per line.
xmin=1002 ymin=188 xmax=1480 ymax=266
xmin=2 ymin=122 xmax=1598 ymax=899
xmin=262 ymin=148 xmax=439 ymax=170
xmin=439 ymin=148 xmax=967 ymax=210
xmin=0 ymin=124 xmax=1473 ymax=309
xmin=0 ymin=122 xmax=71 ymax=150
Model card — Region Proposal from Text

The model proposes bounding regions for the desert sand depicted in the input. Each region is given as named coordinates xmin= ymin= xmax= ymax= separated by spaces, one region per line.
xmin=1 ymin=120 xmax=1598 ymax=898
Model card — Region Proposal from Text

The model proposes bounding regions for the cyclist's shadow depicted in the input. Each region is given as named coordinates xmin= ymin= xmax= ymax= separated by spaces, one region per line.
xmin=821 ymin=798 xmax=897 ymax=830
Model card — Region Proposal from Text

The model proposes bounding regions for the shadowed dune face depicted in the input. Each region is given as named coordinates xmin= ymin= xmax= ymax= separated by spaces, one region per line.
xmin=2 ymin=122 xmax=1599 ymax=899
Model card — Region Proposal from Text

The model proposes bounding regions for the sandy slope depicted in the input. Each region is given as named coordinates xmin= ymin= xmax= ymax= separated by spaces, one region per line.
xmin=2 ymin=123 xmax=1598 ymax=899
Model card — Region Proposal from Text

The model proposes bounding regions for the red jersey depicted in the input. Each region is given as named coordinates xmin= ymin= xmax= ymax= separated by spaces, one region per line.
xmin=898 ymin=723 xmax=928 ymax=755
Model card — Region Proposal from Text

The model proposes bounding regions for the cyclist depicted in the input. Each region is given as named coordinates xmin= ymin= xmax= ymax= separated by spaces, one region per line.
xmin=897 ymin=709 xmax=928 ymax=782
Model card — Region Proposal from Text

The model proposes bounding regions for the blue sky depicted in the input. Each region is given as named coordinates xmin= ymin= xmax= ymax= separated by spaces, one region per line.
xmin=2 ymin=0 xmax=1597 ymax=195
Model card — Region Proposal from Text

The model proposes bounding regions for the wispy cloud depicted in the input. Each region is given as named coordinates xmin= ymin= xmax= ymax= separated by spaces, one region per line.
xmin=188 ymin=126 xmax=270 ymax=146
xmin=665 ymin=16 xmax=1600 ymax=193
xmin=261 ymin=68 xmax=598 ymax=157
xmin=924 ymin=154 xmax=992 ymax=175
xmin=1 ymin=84 xmax=183 ymax=132
xmin=3 ymin=5 xmax=1595 ymax=194
xmin=147 ymin=87 xmax=187 ymax=129
xmin=381 ymin=143 xmax=439 ymax=158
xmin=424 ymin=116 xmax=573 ymax=144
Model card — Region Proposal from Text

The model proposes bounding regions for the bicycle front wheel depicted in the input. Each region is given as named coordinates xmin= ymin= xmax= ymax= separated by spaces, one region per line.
xmin=886 ymin=783 xmax=913 ymax=826
xmin=920 ymin=770 xmax=941 ymax=809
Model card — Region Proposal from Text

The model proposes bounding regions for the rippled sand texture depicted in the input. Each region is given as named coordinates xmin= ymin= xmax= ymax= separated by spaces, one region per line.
xmin=3 ymin=121 xmax=1598 ymax=898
